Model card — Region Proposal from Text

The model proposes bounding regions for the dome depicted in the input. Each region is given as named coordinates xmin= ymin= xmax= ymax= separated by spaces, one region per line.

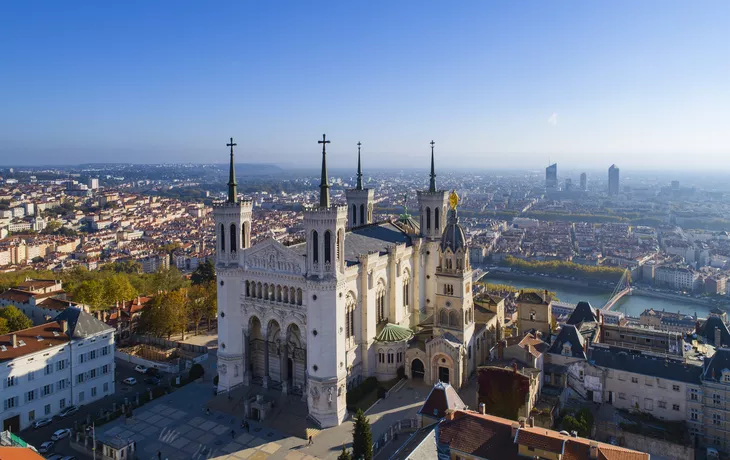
xmin=440 ymin=208 xmax=467 ymax=253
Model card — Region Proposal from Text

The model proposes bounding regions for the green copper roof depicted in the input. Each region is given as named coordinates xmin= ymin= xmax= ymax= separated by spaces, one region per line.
xmin=375 ymin=323 xmax=414 ymax=343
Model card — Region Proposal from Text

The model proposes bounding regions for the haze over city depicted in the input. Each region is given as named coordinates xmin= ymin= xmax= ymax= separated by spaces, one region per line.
xmin=1 ymin=1 xmax=729 ymax=169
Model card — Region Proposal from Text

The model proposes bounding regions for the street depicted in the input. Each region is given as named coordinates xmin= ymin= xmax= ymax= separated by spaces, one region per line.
xmin=18 ymin=359 xmax=177 ymax=458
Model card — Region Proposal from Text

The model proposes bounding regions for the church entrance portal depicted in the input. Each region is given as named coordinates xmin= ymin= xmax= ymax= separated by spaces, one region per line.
xmin=438 ymin=366 xmax=450 ymax=384
xmin=411 ymin=359 xmax=425 ymax=380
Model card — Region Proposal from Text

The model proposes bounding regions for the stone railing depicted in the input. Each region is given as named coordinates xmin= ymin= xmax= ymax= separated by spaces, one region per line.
xmin=372 ymin=418 xmax=420 ymax=458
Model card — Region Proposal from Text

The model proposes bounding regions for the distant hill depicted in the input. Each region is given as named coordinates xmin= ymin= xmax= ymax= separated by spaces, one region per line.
xmin=235 ymin=163 xmax=283 ymax=176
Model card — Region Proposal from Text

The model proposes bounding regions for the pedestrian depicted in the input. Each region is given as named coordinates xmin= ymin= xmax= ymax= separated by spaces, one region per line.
xmin=240 ymin=420 xmax=245 ymax=429
xmin=206 ymin=408 xmax=210 ymax=415
xmin=157 ymin=451 xmax=161 ymax=460
xmin=231 ymin=429 xmax=235 ymax=439
xmin=308 ymin=435 xmax=313 ymax=446
xmin=245 ymin=421 xmax=250 ymax=433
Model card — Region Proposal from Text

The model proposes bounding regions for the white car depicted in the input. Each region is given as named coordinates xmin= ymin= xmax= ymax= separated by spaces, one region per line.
xmin=39 ymin=441 xmax=54 ymax=453
xmin=134 ymin=365 xmax=148 ymax=374
xmin=32 ymin=417 xmax=53 ymax=429
xmin=51 ymin=428 xmax=72 ymax=441
xmin=123 ymin=377 xmax=137 ymax=385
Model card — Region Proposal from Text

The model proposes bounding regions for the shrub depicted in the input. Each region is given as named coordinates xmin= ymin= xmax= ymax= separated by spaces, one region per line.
xmin=189 ymin=363 xmax=205 ymax=381
xmin=346 ymin=377 xmax=378 ymax=405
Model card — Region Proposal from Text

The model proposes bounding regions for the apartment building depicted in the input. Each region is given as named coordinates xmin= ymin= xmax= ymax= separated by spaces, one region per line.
xmin=0 ymin=308 xmax=115 ymax=432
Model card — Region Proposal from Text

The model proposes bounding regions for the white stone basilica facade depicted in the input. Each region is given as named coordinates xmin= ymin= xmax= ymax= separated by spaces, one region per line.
xmin=214 ymin=137 xmax=486 ymax=427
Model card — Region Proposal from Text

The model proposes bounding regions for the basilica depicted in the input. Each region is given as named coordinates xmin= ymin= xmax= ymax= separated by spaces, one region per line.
xmin=214 ymin=136 xmax=494 ymax=427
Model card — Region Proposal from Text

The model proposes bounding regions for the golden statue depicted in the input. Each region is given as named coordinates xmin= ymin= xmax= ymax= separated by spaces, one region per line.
xmin=449 ymin=190 xmax=459 ymax=210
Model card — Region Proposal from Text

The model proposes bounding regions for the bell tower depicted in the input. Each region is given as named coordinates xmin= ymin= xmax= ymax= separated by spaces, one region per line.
xmin=345 ymin=141 xmax=374 ymax=228
xmin=214 ymin=137 xmax=252 ymax=394
xmin=417 ymin=140 xmax=449 ymax=318
xmin=303 ymin=134 xmax=348 ymax=427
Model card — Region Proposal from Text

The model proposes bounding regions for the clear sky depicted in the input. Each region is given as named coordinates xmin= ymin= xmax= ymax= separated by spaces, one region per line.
xmin=1 ymin=1 xmax=728 ymax=170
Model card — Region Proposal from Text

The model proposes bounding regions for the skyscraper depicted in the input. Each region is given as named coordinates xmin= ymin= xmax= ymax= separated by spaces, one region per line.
xmin=580 ymin=172 xmax=587 ymax=191
xmin=545 ymin=163 xmax=558 ymax=189
xmin=608 ymin=164 xmax=620 ymax=196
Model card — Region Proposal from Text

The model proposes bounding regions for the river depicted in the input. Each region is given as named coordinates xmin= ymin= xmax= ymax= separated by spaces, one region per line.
xmin=480 ymin=273 xmax=717 ymax=319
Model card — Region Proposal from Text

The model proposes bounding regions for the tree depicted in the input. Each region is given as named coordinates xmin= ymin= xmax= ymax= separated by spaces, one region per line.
xmin=103 ymin=274 xmax=138 ymax=305
xmin=0 ymin=306 xmax=33 ymax=332
xmin=191 ymin=259 xmax=215 ymax=285
xmin=186 ymin=284 xmax=208 ymax=336
xmin=139 ymin=291 xmax=185 ymax=339
xmin=0 ymin=317 xmax=9 ymax=335
xmin=72 ymin=279 xmax=106 ymax=310
xmin=337 ymin=446 xmax=352 ymax=460
xmin=151 ymin=267 xmax=188 ymax=293
xmin=352 ymin=409 xmax=373 ymax=460
xmin=202 ymin=281 xmax=217 ymax=331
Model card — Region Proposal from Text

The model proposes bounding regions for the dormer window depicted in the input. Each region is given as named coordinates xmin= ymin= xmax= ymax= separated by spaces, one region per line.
xmin=723 ymin=370 xmax=730 ymax=383
xmin=562 ymin=343 xmax=572 ymax=356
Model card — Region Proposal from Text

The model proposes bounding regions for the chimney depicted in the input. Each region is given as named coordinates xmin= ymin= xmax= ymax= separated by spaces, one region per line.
xmin=518 ymin=417 xmax=526 ymax=428
xmin=511 ymin=422 xmax=520 ymax=438
xmin=479 ymin=403 xmax=486 ymax=415
xmin=11 ymin=334 xmax=18 ymax=348
xmin=589 ymin=441 xmax=599 ymax=459
xmin=59 ymin=320 xmax=68 ymax=335
xmin=528 ymin=417 xmax=535 ymax=427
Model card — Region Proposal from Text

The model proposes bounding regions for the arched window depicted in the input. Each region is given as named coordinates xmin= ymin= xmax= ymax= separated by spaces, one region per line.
xmin=245 ymin=281 xmax=250 ymax=297
xmin=242 ymin=224 xmax=247 ymax=249
xmin=277 ymin=285 xmax=282 ymax=302
xmin=435 ymin=207 xmax=440 ymax=229
xmin=297 ymin=288 xmax=302 ymax=305
xmin=449 ymin=311 xmax=458 ymax=327
xmin=360 ymin=204 xmax=365 ymax=225
xmin=336 ymin=230 xmax=342 ymax=263
xmin=220 ymin=224 xmax=225 ymax=251
xmin=257 ymin=282 xmax=262 ymax=299
xmin=290 ymin=287 xmax=296 ymax=304
xmin=324 ymin=231 xmax=332 ymax=264
xmin=439 ymin=309 xmax=448 ymax=326
xmin=230 ymin=223 xmax=237 ymax=252
xmin=376 ymin=279 xmax=386 ymax=323
xmin=345 ymin=293 xmax=356 ymax=341
xmin=378 ymin=349 xmax=385 ymax=364
xmin=283 ymin=286 xmax=289 ymax=303
xmin=387 ymin=350 xmax=394 ymax=364
xmin=426 ymin=207 xmax=431 ymax=230
xmin=312 ymin=231 xmax=319 ymax=264
xmin=352 ymin=204 xmax=357 ymax=226
xmin=402 ymin=270 xmax=410 ymax=312
xmin=263 ymin=283 xmax=269 ymax=300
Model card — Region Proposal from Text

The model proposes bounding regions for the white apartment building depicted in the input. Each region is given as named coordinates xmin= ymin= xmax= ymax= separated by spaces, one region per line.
xmin=0 ymin=308 xmax=115 ymax=432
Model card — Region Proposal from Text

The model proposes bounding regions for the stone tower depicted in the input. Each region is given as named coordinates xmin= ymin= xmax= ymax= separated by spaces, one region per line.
xmin=345 ymin=142 xmax=374 ymax=228
xmin=304 ymin=135 xmax=349 ymax=427
xmin=417 ymin=141 xmax=448 ymax=318
xmin=214 ymin=138 xmax=253 ymax=393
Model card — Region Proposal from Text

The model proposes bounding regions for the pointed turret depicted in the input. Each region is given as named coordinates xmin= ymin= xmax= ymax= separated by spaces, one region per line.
xmin=318 ymin=134 xmax=331 ymax=208
xmin=226 ymin=137 xmax=237 ymax=203
xmin=356 ymin=141 xmax=363 ymax=190
xmin=429 ymin=140 xmax=437 ymax=193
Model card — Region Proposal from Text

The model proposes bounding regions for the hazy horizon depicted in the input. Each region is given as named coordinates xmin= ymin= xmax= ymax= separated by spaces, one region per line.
xmin=1 ymin=1 xmax=728 ymax=169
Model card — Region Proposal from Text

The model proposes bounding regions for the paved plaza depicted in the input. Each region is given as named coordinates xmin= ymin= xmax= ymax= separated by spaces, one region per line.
xmin=94 ymin=374 xmax=436 ymax=460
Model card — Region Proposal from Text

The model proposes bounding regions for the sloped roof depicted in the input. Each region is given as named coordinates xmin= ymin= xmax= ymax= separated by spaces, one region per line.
xmin=374 ymin=323 xmax=413 ymax=343
xmin=516 ymin=427 xmax=565 ymax=454
xmin=703 ymin=347 xmax=730 ymax=382
xmin=699 ymin=316 xmax=730 ymax=347
xmin=548 ymin=324 xmax=586 ymax=359
xmin=566 ymin=301 xmax=598 ymax=326
xmin=418 ymin=381 xmax=467 ymax=420
xmin=519 ymin=290 xmax=551 ymax=304
xmin=54 ymin=307 xmax=114 ymax=339
xmin=590 ymin=346 xmax=702 ymax=384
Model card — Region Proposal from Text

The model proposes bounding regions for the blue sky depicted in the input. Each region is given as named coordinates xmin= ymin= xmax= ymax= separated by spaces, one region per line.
xmin=1 ymin=1 xmax=728 ymax=169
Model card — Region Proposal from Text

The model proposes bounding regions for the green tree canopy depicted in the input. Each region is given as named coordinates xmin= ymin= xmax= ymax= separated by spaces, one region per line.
xmin=0 ymin=317 xmax=9 ymax=335
xmin=352 ymin=408 xmax=373 ymax=460
xmin=191 ymin=259 xmax=215 ymax=285
xmin=0 ymin=305 xmax=33 ymax=332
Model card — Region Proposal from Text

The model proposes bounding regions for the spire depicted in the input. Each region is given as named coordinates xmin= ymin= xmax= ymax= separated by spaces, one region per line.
xmin=356 ymin=141 xmax=363 ymax=190
xmin=318 ymin=134 xmax=331 ymax=208
xmin=226 ymin=137 xmax=237 ymax=203
xmin=429 ymin=140 xmax=437 ymax=193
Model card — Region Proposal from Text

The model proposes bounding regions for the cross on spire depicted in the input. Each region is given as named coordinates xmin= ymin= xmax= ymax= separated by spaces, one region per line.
xmin=356 ymin=141 xmax=363 ymax=190
xmin=227 ymin=137 xmax=238 ymax=203
xmin=318 ymin=134 xmax=331 ymax=208
xmin=429 ymin=140 xmax=437 ymax=193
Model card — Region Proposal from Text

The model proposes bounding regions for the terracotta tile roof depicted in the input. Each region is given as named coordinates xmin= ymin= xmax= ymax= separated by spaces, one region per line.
xmin=0 ymin=321 xmax=70 ymax=363
xmin=516 ymin=427 xmax=566 ymax=454
xmin=38 ymin=297 xmax=75 ymax=311
xmin=0 ymin=446 xmax=47 ymax=460
xmin=0 ymin=288 xmax=34 ymax=303
xmin=418 ymin=381 xmax=467 ymax=420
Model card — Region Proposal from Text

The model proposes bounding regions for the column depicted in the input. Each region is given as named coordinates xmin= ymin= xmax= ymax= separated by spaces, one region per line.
xmin=263 ymin=336 xmax=270 ymax=389
xmin=281 ymin=344 xmax=289 ymax=395
xmin=242 ymin=331 xmax=251 ymax=386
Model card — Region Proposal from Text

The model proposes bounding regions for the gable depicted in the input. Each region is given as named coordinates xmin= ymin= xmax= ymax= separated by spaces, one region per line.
xmin=242 ymin=238 xmax=305 ymax=275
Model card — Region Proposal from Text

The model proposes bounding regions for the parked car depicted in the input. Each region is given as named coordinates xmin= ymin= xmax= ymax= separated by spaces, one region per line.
xmin=51 ymin=428 xmax=72 ymax=441
xmin=58 ymin=405 xmax=79 ymax=418
xmin=123 ymin=377 xmax=137 ymax=385
xmin=39 ymin=441 xmax=54 ymax=453
xmin=45 ymin=455 xmax=64 ymax=460
xmin=134 ymin=365 xmax=148 ymax=374
xmin=31 ymin=417 xmax=53 ymax=429
xmin=60 ymin=456 xmax=77 ymax=460
xmin=144 ymin=377 xmax=160 ymax=385
xmin=145 ymin=367 xmax=161 ymax=377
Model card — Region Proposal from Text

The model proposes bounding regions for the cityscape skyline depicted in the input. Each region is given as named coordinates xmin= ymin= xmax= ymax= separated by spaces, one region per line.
xmin=1 ymin=1 xmax=729 ymax=169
